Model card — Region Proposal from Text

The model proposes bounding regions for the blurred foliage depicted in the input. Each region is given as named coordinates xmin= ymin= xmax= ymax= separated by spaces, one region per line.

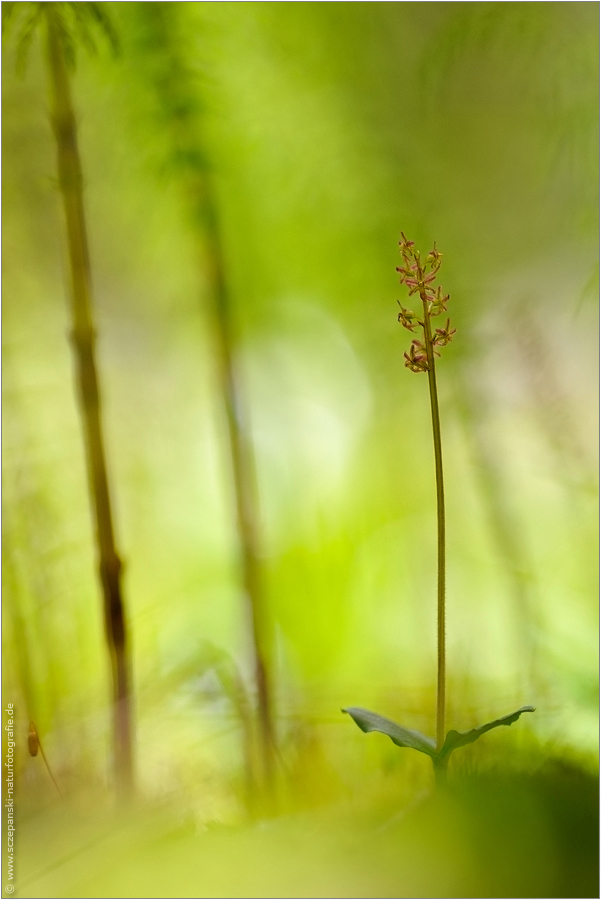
xmin=14 ymin=761 xmax=600 ymax=898
xmin=2 ymin=2 xmax=598 ymax=896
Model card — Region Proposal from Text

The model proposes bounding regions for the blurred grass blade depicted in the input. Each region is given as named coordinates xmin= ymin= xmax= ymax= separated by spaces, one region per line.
xmin=343 ymin=707 xmax=437 ymax=756
xmin=438 ymin=706 xmax=535 ymax=761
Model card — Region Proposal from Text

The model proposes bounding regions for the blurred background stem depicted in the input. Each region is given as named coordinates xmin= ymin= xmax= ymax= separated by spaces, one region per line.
xmin=199 ymin=186 xmax=275 ymax=790
xmin=44 ymin=7 xmax=134 ymax=794
xmin=136 ymin=4 xmax=275 ymax=792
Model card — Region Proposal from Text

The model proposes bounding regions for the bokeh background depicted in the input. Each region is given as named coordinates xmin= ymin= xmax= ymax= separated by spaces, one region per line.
xmin=2 ymin=3 xmax=598 ymax=897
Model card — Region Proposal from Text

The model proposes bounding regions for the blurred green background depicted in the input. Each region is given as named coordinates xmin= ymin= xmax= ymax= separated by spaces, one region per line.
xmin=2 ymin=2 xmax=598 ymax=897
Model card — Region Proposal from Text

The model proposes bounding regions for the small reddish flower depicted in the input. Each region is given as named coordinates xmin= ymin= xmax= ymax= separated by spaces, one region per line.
xmin=426 ymin=242 xmax=442 ymax=270
xmin=429 ymin=285 xmax=450 ymax=316
xmin=396 ymin=265 xmax=413 ymax=284
xmin=404 ymin=339 xmax=429 ymax=373
xmin=433 ymin=319 xmax=456 ymax=347
xmin=397 ymin=304 xmax=420 ymax=332
xmin=399 ymin=232 xmax=415 ymax=254
xmin=407 ymin=270 xmax=436 ymax=296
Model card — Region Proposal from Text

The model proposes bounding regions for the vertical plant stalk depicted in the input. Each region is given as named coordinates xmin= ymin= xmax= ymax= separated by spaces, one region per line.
xmin=44 ymin=11 xmax=134 ymax=793
xmin=134 ymin=4 xmax=275 ymax=790
xmin=200 ymin=199 xmax=275 ymax=785
xmin=420 ymin=295 xmax=446 ymax=751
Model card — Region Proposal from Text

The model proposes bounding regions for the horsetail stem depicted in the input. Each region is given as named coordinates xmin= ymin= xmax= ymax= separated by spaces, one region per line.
xmin=44 ymin=6 xmax=134 ymax=793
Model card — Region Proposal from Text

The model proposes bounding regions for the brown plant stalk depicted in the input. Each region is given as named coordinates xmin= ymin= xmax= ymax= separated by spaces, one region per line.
xmin=44 ymin=8 xmax=134 ymax=793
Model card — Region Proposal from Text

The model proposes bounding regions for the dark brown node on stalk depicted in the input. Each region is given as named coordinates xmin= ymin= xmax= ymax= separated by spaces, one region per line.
xmin=28 ymin=721 xmax=39 ymax=757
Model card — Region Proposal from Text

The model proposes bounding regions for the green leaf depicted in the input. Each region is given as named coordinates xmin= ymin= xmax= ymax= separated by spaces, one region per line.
xmin=437 ymin=706 xmax=535 ymax=761
xmin=342 ymin=707 xmax=437 ymax=757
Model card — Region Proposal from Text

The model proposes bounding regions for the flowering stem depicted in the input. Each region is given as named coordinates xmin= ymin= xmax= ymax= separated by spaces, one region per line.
xmin=348 ymin=236 xmax=531 ymax=777
xmin=420 ymin=291 xmax=446 ymax=752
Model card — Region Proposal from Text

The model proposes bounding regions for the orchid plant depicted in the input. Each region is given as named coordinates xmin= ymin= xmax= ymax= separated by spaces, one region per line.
xmin=343 ymin=234 xmax=534 ymax=781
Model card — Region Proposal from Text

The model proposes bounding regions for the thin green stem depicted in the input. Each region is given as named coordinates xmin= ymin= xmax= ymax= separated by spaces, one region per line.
xmin=432 ymin=754 xmax=448 ymax=787
xmin=45 ymin=10 xmax=134 ymax=794
xmin=420 ymin=291 xmax=446 ymax=752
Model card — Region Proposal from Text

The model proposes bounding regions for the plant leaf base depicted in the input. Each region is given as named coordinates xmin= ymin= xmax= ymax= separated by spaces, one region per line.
xmin=343 ymin=705 xmax=535 ymax=777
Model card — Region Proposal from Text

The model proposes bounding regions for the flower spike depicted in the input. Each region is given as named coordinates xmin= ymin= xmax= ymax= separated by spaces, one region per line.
xmin=396 ymin=235 xmax=454 ymax=373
